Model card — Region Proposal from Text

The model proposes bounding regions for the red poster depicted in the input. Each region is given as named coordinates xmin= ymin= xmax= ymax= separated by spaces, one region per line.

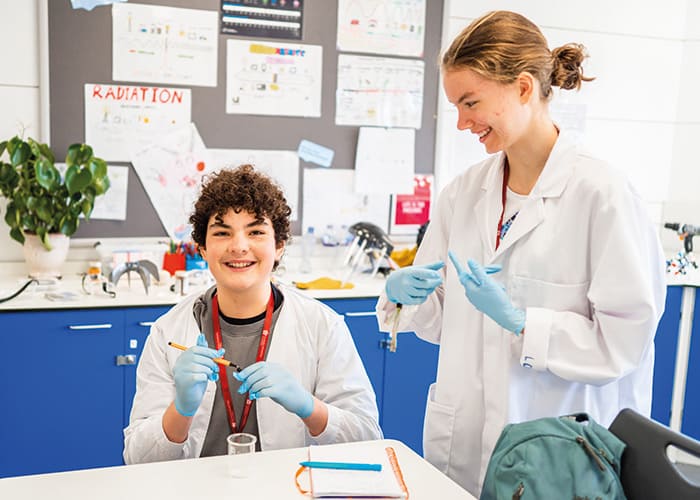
xmin=394 ymin=175 xmax=431 ymax=225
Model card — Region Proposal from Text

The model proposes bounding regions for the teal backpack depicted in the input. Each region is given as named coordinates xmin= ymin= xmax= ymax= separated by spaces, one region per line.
xmin=480 ymin=413 xmax=627 ymax=500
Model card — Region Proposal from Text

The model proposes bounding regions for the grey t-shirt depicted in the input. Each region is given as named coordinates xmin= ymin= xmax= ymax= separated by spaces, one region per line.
xmin=193 ymin=285 xmax=283 ymax=456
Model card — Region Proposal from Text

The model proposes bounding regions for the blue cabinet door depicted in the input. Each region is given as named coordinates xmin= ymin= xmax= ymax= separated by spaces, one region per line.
xmin=322 ymin=298 xmax=386 ymax=418
xmin=651 ymin=285 xmax=684 ymax=425
xmin=382 ymin=332 xmax=439 ymax=455
xmin=0 ymin=308 xmax=125 ymax=478
xmin=123 ymin=306 xmax=171 ymax=429
xmin=681 ymin=289 xmax=700 ymax=440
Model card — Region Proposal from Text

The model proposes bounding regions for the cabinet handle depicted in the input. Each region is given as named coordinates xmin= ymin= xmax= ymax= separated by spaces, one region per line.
xmin=68 ymin=323 xmax=113 ymax=330
xmin=116 ymin=354 xmax=137 ymax=366
xmin=344 ymin=311 xmax=376 ymax=317
xmin=138 ymin=321 xmax=155 ymax=327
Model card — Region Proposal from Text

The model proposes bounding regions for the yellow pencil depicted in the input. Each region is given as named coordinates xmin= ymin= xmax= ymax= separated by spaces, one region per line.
xmin=167 ymin=341 xmax=242 ymax=372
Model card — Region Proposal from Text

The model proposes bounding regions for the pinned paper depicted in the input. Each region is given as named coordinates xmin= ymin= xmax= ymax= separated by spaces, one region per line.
xmin=71 ymin=0 xmax=126 ymax=11
xmin=298 ymin=140 xmax=335 ymax=167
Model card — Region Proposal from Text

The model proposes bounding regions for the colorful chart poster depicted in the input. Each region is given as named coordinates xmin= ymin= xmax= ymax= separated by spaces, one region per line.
xmin=226 ymin=39 xmax=322 ymax=117
xmin=335 ymin=54 xmax=423 ymax=128
xmin=84 ymin=83 xmax=192 ymax=162
xmin=112 ymin=2 xmax=218 ymax=87
xmin=220 ymin=0 xmax=303 ymax=40
xmin=337 ymin=0 xmax=425 ymax=57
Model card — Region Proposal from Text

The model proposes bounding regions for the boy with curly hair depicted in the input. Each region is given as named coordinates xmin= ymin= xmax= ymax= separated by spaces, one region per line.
xmin=124 ymin=165 xmax=381 ymax=462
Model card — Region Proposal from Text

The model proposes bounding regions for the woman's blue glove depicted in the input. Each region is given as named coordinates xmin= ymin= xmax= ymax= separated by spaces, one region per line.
xmin=448 ymin=251 xmax=525 ymax=335
xmin=234 ymin=362 xmax=314 ymax=419
xmin=172 ymin=333 xmax=223 ymax=417
xmin=385 ymin=261 xmax=445 ymax=305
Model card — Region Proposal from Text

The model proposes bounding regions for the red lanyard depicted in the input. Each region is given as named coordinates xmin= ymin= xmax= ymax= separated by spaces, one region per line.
xmin=211 ymin=288 xmax=274 ymax=433
xmin=495 ymin=158 xmax=510 ymax=251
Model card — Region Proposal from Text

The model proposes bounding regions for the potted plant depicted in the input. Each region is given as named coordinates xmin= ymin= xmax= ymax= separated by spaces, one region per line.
xmin=0 ymin=136 xmax=110 ymax=277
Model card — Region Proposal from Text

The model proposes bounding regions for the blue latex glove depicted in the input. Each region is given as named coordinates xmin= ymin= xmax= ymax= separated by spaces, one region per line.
xmin=234 ymin=362 xmax=314 ymax=419
xmin=173 ymin=333 xmax=224 ymax=417
xmin=448 ymin=251 xmax=525 ymax=335
xmin=385 ymin=261 xmax=445 ymax=305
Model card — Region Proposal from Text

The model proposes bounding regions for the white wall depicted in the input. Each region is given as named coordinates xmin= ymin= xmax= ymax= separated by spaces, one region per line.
xmin=0 ymin=0 xmax=41 ymax=261
xmin=437 ymin=0 xmax=699 ymax=253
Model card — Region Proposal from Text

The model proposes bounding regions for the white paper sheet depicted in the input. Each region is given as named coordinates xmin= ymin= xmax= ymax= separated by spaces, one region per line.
xmin=307 ymin=445 xmax=405 ymax=498
xmin=335 ymin=54 xmax=424 ymax=128
xmin=84 ymin=83 xmax=192 ymax=162
xmin=226 ymin=39 xmax=322 ymax=117
xmin=207 ymin=148 xmax=300 ymax=221
xmin=303 ymin=168 xmax=390 ymax=234
xmin=91 ymin=165 xmax=129 ymax=221
xmin=336 ymin=0 xmax=426 ymax=57
xmin=355 ymin=127 xmax=414 ymax=195
xmin=112 ymin=3 xmax=218 ymax=87
xmin=130 ymin=123 xmax=211 ymax=240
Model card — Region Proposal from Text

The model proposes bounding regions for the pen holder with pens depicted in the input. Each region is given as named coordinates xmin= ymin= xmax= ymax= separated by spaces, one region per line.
xmin=162 ymin=252 xmax=186 ymax=277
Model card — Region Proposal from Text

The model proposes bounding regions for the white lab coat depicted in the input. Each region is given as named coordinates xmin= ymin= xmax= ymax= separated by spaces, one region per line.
xmin=124 ymin=284 xmax=381 ymax=464
xmin=376 ymin=132 xmax=666 ymax=496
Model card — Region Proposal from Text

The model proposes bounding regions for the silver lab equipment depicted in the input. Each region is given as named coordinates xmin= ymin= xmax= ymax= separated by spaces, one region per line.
xmin=110 ymin=260 xmax=160 ymax=294
xmin=341 ymin=222 xmax=394 ymax=284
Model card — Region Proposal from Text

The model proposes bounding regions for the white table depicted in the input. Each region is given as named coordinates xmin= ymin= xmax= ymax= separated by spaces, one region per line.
xmin=0 ymin=439 xmax=475 ymax=500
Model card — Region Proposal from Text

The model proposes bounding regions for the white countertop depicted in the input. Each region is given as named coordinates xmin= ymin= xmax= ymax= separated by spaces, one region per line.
xmin=0 ymin=439 xmax=475 ymax=500
xmin=0 ymin=257 xmax=387 ymax=311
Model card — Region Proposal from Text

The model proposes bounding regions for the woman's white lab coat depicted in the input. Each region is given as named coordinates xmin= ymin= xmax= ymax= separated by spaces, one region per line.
xmin=376 ymin=132 xmax=666 ymax=496
xmin=124 ymin=284 xmax=381 ymax=464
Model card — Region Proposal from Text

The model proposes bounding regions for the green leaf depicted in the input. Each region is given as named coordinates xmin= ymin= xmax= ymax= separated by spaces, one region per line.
xmin=66 ymin=143 xmax=93 ymax=167
xmin=36 ymin=198 xmax=53 ymax=222
xmin=10 ymin=141 xmax=30 ymax=167
xmin=66 ymin=168 xmax=92 ymax=195
xmin=37 ymin=227 xmax=52 ymax=251
xmin=81 ymin=198 xmax=93 ymax=218
xmin=4 ymin=202 xmax=19 ymax=227
xmin=0 ymin=140 xmax=6 ymax=157
xmin=9 ymin=226 xmax=24 ymax=245
xmin=35 ymin=157 xmax=60 ymax=190
xmin=0 ymin=162 xmax=20 ymax=190
xmin=60 ymin=216 xmax=78 ymax=236
xmin=88 ymin=158 xmax=107 ymax=179
xmin=93 ymin=176 xmax=110 ymax=195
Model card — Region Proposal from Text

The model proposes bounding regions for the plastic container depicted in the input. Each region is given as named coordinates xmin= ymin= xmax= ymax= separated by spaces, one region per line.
xmin=300 ymin=227 xmax=315 ymax=273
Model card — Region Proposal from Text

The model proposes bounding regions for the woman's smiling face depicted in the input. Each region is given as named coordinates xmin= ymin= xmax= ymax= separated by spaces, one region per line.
xmin=442 ymin=67 xmax=530 ymax=155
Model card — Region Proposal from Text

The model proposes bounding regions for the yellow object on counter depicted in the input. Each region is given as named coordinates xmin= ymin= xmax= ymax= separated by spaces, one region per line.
xmin=390 ymin=246 xmax=418 ymax=268
xmin=294 ymin=277 xmax=355 ymax=290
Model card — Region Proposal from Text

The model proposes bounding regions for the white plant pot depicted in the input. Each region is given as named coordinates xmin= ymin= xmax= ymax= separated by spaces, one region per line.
xmin=22 ymin=233 xmax=70 ymax=279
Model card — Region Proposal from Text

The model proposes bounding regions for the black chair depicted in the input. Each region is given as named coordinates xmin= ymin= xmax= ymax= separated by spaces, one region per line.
xmin=609 ymin=408 xmax=700 ymax=500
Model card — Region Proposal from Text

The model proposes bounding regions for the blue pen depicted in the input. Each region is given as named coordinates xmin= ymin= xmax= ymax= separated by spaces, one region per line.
xmin=299 ymin=461 xmax=382 ymax=471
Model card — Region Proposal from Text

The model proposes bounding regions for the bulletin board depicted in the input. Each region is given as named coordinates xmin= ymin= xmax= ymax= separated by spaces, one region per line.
xmin=47 ymin=0 xmax=444 ymax=238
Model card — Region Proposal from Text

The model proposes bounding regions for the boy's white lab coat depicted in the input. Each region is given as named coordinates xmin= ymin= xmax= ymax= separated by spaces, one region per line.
xmin=377 ymin=132 xmax=666 ymax=496
xmin=124 ymin=284 xmax=381 ymax=464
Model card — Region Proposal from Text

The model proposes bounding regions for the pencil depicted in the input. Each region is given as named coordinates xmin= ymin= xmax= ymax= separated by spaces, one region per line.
xmin=299 ymin=461 xmax=382 ymax=471
xmin=167 ymin=341 xmax=242 ymax=372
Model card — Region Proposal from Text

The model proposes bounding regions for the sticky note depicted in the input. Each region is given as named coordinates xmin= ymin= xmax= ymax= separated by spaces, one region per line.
xmin=298 ymin=140 xmax=335 ymax=168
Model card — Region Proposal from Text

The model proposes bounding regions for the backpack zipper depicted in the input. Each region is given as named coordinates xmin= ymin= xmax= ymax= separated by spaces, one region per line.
xmin=576 ymin=436 xmax=605 ymax=471
xmin=512 ymin=482 xmax=524 ymax=499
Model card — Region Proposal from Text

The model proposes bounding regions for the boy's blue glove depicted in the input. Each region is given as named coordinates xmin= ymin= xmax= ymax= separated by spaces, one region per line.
xmin=173 ymin=333 xmax=223 ymax=417
xmin=385 ymin=261 xmax=445 ymax=305
xmin=448 ymin=251 xmax=525 ymax=335
xmin=234 ymin=362 xmax=314 ymax=419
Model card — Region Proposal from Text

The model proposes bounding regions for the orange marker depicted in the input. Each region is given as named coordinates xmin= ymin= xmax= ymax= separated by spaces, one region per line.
xmin=167 ymin=341 xmax=242 ymax=372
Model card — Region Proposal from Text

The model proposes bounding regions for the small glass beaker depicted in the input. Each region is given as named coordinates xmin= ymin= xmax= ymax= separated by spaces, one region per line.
xmin=227 ymin=432 xmax=257 ymax=455
xmin=227 ymin=432 xmax=257 ymax=478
